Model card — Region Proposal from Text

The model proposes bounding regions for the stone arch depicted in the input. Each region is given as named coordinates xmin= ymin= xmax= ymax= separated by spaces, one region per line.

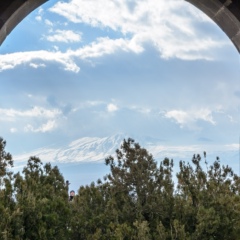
xmin=0 ymin=0 xmax=48 ymax=45
xmin=186 ymin=0 xmax=240 ymax=53
xmin=0 ymin=0 xmax=239 ymax=53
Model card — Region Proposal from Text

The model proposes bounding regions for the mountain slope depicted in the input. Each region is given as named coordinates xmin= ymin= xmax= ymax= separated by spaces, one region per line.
xmin=13 ymin=134 xmax=239 ymax=170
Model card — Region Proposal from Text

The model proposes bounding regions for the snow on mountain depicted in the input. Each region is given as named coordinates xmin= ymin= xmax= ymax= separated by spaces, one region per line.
xmin=13 ymin=133 xmax=239 ymax=171
xmin=13 ymin=134 xmax=128 ymax=164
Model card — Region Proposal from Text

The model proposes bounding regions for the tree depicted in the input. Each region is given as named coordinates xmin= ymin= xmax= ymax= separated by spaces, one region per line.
xmin=104 ymin=138 xmax=175 ymax=237
xmin=1 ymin=136 xmax=240 ymax=239
xmin=13 ymin=157 xmax=70 ymax=240
xmin=69 ymin=182 xmax=111 ymax=239
xmin=176 ymin=154 xmax=240 ymax=239
xmin=0 ymin=137 xmax=15 ymax=240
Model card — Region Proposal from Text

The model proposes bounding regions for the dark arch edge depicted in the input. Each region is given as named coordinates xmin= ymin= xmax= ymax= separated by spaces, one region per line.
xmin=0 ymin=0 xmax=48 ymax=45
xmin=186 ymin=0 xmax=240 ymax=53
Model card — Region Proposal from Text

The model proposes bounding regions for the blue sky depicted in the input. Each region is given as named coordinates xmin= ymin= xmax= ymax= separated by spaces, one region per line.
xmin=0 ymin=0 xmax=240 ymax=188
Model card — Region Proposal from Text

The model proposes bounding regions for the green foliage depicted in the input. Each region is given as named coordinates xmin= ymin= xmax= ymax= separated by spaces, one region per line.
xmin=0 ymin=142 xmax=70 ymax=240
xmin=14 ymin=157 xmax=70 ymax=240
xmin=0 ymin=137 xmax=240 ymax=239
xmin=0 ymin=138 xmax=15 ymax=240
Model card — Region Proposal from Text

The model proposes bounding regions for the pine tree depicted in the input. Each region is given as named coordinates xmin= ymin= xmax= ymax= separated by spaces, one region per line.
xmin=0 ymin=137 xmax=15 ymax=240
xmin=13 ymin=157 xmax=70 ymax=239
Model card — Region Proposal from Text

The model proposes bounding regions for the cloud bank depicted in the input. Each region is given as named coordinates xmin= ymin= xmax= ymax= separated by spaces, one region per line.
xmin=0 ymin=0 xmax=229 ymax=73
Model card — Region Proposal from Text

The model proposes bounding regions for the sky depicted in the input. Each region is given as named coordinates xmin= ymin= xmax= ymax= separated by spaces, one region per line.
xmin=0 ymin=0 xmax=240 ymax=188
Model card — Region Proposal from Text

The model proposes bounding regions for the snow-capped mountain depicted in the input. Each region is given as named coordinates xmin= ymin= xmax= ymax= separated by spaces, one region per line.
xmin=13 ymin=134 xmax=128 ymax=164
xmin=13 ymin=133 xmax=239 ymax=170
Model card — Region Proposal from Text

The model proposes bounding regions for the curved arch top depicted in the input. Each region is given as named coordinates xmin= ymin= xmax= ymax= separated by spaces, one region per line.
xmin=186 ymin=0 xmax=240 ymax=53
xmin=0 ymin=0 xmax=239 ymax=53
xmin=0 ymin=0 xmax=48 ymax=45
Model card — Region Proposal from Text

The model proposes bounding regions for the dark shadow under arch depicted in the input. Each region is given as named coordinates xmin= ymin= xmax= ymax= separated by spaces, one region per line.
xmin=0 ymin=0 xmax=239 ymax=53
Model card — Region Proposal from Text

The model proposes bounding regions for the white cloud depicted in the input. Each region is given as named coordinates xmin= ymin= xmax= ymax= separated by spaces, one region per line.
xmin=24 ymin=120 xmax=57 ymax=133
xmin=76 ymin=37 xmax=143 ymax=58
xmin=0 ymin=50 xmax=80 ymax=73
xmin=45 ymin=19 xmax=53 ymax=27
xmin=165 ymin=108 xmax=216 ymax=127
xmin=224 ymin=144 xmax=239 ymax=150
xmin=49 ymin=0 xmax=228 ymax=60
xmin=107 ymin=103 xmax=118 ymax=112
xmin=0 ymin=106 xmax=61 ymax=121
xmin=0 ymin=37 xmax=143 ymax=73
xmin=29 ymin=63 xmax=46 ymax=69
xmin=35 ymin=16 xmax=42 ymax=22
xmin=45 ymin=30 xmax=82 ymax=43
xmin=38 ymin=7 xmax=44 ymax=15
xmin=0 ymin=0 xmax=230 ymax=73
xmin=0 ymin=107 xmax=63 ymax=133
xmin=35 ymin=7 xmax=44 ymax=22
xmin=10 ymin=128 xmax=18 ymax=133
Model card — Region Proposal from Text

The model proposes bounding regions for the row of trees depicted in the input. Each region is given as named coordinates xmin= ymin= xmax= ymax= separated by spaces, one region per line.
xmin=1 ymin=137 xmax=240 ymax=239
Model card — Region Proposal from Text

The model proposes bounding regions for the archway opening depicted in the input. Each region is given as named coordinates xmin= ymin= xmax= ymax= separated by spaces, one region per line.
xmin=0 ymin=0 xmax=239 ymax=188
